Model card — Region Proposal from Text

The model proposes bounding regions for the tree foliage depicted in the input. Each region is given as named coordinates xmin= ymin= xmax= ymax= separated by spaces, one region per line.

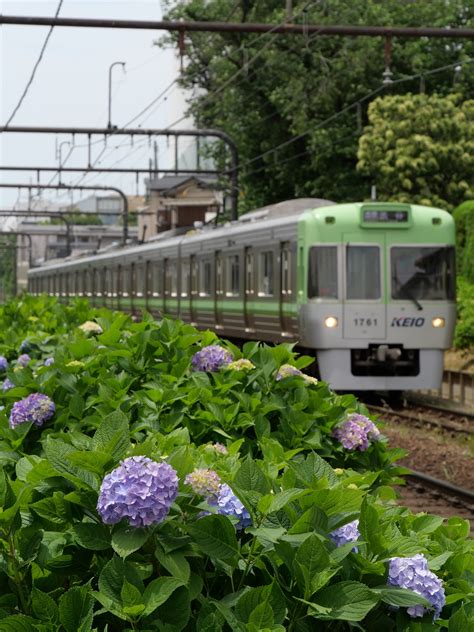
xmin=160 ymin=0 xmax=473 ymax=212
xmin=357 ymin=94 xmax=473 ymax=210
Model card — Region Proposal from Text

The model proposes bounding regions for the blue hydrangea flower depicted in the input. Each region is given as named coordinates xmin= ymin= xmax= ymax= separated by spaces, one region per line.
xmin=0 ymin=356 xmax=8 ymax=371
xmin=17 ymin=354 xmax=31 ymax=368
xmin=2 ymin=378 xmax=15 ymax=392
xmin=388 ymin=554 xmax=445 ymax=619
xmin=9 ymin=393 xmax=55 ymax=429
xmin=329 ymin=519 xmax=360 ymax=551
xmin=185 ymin=468 xmax=221 ymax=499
xmin=43 ymin=357 xmax=54 ymax=367
xmin=97 ymin=456 xmax=179 ymax=528
xmin=276 ymin=364 xmax=302 ymax=380
xmin=191 ymin=345 xmax=233 ymax=372
xmin=210 ymin=483 xmax=252 ymax=530
xmin=333 ymin=413 xmax=381 ymax=451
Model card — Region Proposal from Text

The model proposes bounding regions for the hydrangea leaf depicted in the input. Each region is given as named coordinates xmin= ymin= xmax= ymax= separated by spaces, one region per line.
xmin=91 ymin=410 xmax=130 ymax=462
xmin=187 ymin=514 xmax=239 ymax=561
xmin=58 ymin=585 xmax=94 ymax=632
xmin=72 ymin=523 xmax=111 ymax=551
xmin=372 ymin=586 xmax=430 ymax=607
xmin=306 ymin=581 xmax=379 ymax=621
xmin=112 ymin=525 xmax=150 ymax=558
xmin=141 ymin=576 xmax=184 ymax=617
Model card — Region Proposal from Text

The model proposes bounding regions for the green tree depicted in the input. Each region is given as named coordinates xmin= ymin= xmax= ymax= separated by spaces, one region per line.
xmin=160 ymin=0 xmax=473 ymax=212
xmin=357 ymin=94 xmax=473 ymax=210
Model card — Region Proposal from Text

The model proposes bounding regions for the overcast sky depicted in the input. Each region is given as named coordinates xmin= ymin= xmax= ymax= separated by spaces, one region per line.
xmin=0 ymin=0 xmax=192 ymax=210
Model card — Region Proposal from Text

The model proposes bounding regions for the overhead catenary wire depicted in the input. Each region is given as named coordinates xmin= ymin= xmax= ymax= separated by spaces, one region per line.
xmin=3 ymin=0 xmax=64 ymax=127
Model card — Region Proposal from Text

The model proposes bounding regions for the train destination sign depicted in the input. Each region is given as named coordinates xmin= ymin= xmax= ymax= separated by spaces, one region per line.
xmin=362 ymin=210 xmax=409 ymax=223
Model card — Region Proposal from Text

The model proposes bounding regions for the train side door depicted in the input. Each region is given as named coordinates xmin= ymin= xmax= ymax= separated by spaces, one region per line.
xmin=215 ymin=251 xmax=224 ymax=328
xmin=342 ymin=233 xmax=386 ymax=340
xmin=244 ymin=247 xmax=255 ymax=331
xmin=279 ymin=241 xmax=295 ymax=336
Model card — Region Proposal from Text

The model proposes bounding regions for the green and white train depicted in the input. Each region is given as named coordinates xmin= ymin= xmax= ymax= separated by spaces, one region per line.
xmin=28 ymin=198 xmax=456 ymax=391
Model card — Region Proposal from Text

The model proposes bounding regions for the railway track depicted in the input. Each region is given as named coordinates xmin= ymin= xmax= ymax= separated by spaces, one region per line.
xmin=366 ymin=402 xmax=474 ymax=436
xmin=398 ymin=471 xmax=474 ymax=532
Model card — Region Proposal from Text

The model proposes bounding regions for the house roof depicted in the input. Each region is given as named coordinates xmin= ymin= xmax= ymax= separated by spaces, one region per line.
xmin=146 ymin=174 xmax=220 ymax=196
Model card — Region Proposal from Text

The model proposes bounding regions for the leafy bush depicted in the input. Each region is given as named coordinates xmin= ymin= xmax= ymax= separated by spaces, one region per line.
xmin=454 ymin=277 xmax=474 ymax=350
xmin=0 ymin=296 xmax=471 ymax=630
xmin=453 ymin=201 xmax=474 ymax=284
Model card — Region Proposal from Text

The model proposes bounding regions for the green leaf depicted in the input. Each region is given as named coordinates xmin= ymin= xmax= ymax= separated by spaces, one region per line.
xmin=91 ymin=409 xmax=130 ymax=462
xmin=373 ymin=586 xmax=430 ymax=608
xmin=31 ymin=588 xmax=59 ymax=624
xmin=308 ymin=581 xmax=378 ymax=621
xmin=0 ymin=615 xmax=42 ymax=630
xmin=112 ymin=525 xmax=149 ymax=558
xmin=289 ymin=452 xmax=337 ymax=487
xmin=30 ymin=493 xmax=69 ymax=524
xmin=187 ymin=514 xmax=239 ymax=560
xmin=248 ymin=602 xmax=274 ymax=629
xmin=235 ymin=583 xmax=286 ymax=626
xmin=142 ymin=576 xmax=184 ymax=616
xmin=449 ymin=602 xmax=474 ymax=631
xmin=155 ymin=544 xmax=191 ymax=584
xmin=58 ymin=585 xmax=94 ymax=632
xmin=259 ymin=488 xmax=309 ymax=515
xmin=411 ymin=514 xmax=444 ymax=534
xmin=72 ymin=523 xmax=111 ymax=551
xmin=43 ymin=438 xmax=98 ymax=490
xmin=234 ymin=455 xmax=270 ymax=494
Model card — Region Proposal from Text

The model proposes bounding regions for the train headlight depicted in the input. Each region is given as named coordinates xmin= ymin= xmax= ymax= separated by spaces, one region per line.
xmin=432 ymin=317 xmax=445 ymax=328
xmin=324 ymin=316 xmax=338 ymax=328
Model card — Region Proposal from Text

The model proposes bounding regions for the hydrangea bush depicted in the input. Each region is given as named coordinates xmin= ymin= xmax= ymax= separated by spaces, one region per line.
xmin=0 ymin=295 xmax=470 ymax=630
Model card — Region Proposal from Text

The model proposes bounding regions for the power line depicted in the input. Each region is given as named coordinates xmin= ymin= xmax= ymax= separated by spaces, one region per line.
xmin=4 ymin=0 xmax=64 ymax=127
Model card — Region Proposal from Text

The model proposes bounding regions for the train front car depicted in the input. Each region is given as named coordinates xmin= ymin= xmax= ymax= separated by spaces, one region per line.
xmin=298 ymin=202 xmax=456 ymax=391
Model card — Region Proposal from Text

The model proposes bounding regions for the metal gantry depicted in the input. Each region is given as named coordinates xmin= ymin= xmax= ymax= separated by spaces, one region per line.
xmin=0 ymin=126 xmax=239 ymax=220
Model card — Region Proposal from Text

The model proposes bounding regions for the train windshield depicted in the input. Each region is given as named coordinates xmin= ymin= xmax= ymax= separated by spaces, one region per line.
xmin=391 ymin=246 xmax=455 ymax=301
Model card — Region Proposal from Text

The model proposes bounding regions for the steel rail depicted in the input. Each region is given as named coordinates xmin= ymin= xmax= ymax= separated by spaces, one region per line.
xmin=1 ymin=15 xmax=473 ymax=38
xmin=0 ymin=183 xmax=129 ymax=245
xmin=0 ymin=126 xmax=239 ymax=220
xmin=366 ymin=403 xmax=473 ymax=435
xmin=406 ymin=470 xmax=474 ymax=504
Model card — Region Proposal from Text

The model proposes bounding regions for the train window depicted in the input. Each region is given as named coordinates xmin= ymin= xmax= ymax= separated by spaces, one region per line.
xmin=245 ymin=251 xmax=254 ymax=296
xmin=153 ymin=262 xmax=162 ymax=296
xmin=226 ymin=255 xmax=240 ymax=296
xmin=258 ymin=251 xmax=274 ymax=296
xmin=181 ymin=260 xmax=190 ymax=297
xmin=164 ymin=259 xmax=177 ymax=296
xmin=122 ymin=266 xmax=131 ymax=297
xmin=391 ymin=246 xmax=455 ymax=301
xmin=92 ymin=268 xmax=100 ymax=296
xmin=308 ymin=246 xmax=338 ymax=299
xmin=190 ymin=256 xmax=198 ymax=296
xmin=281 ymin=247 xmax=291 ymax=295
xmin=76 ymin=271 xmax=83 ymax=296
xmin=216 ymin=254 xmax=224 ymax=295
xmin=85 ymin=270 xmax=92 ymax=296
xmin=199 ymin=260 xmax=212 ymax=296
xmin=346 ymin=245 xmax=380 ymax=300
xmin=136 ymin=264 xmax=144 ymax=297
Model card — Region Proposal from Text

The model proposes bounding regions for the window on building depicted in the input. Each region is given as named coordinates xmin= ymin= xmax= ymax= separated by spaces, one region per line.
xmin=346 ymin=245 xmax=380 ymax=300
xmin=259 ymin=251 xmax=274 ymax=296
xmin=308 ymin=246 xmax=338 ymax=299
xmin=226 ymin=254 xmax=240 ymax=296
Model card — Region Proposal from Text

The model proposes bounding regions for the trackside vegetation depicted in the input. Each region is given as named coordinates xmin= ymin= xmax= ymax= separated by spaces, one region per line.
xmin=0 ymin=295 xmax=472 ymax=631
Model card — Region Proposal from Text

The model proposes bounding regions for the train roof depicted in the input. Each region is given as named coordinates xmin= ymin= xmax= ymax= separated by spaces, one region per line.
xmin=28 ymin=200 xmax=454 ymax=274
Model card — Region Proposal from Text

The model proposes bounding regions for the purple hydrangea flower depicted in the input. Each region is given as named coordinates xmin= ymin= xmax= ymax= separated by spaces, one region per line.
xmin=9 ymin=393 xmax=55 ymax=429
xmin=97 ymin=456 xmax=178 ymax=528
xmin=388 ymin=554 xmax=445 ymax=619
xmin=185 ymin=468 xmax=221 ymax=499
xmin=2 ymin=378 xmax=15 ymax=392
xmin=329 ymin=519 xmax=360 ymax=552
xmin=0 ymin=356 xmax=8 ymax=371
xmin=43 ymin=357 xmax=54 ymax=367
xmin=210 ymin=483 xmax=252 ymax=530
xmin=212 ymin=442 xmax=228 ymax=455
xmin=17 ymin=354 xmax=31 ymax=368
xmin=191 ymin=345 xmax=233 ymax=372
xmin=333 ymin=413 xmax=381 ymax=451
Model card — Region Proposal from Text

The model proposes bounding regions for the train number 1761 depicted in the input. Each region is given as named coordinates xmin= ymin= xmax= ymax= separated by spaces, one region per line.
xmin=353 ymin=318 xmax=378 ymax=326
